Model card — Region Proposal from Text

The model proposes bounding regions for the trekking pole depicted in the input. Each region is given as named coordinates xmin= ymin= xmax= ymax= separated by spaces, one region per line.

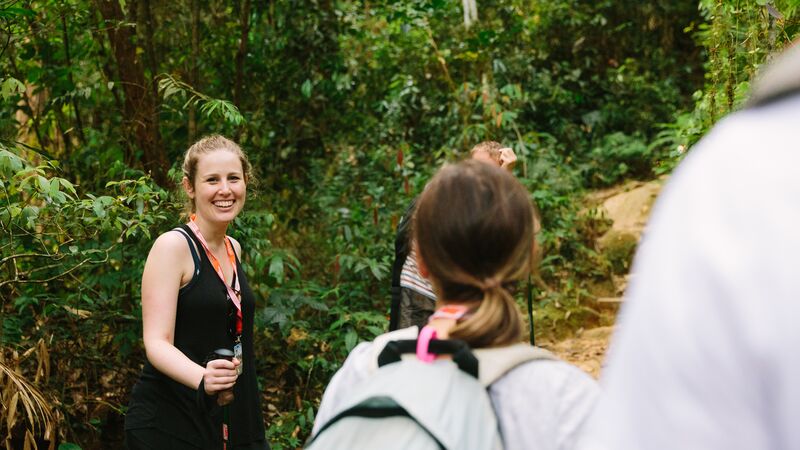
xmin=213 ymin=348 xmax=235 ymax=450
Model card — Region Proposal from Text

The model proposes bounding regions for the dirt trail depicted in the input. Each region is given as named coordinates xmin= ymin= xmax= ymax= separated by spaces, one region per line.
xmin=540 ymin=179 xmax=665 ymax=379
xmin=541 ymin=327 xmax=613 ymax=379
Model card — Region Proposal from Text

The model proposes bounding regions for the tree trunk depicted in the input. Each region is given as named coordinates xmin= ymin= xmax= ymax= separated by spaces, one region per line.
xmin=140 ymin=0 xmax=160 ymax=109
xmin=233 ymin=0 xmax=251 ymax=111
xmin=93 ymin=0 xmax=168 ymax=185
xmin=188 ymin=0 xmax=200 ymax=143
xmin=61 ymin=12 xmax=86 ymax=145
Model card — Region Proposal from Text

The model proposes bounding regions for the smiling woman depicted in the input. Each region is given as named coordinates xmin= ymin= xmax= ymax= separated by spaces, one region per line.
xmin=124 ymin=136 xmax=270 ymax=450
xmin=184 ymin=145 xmax=247 ymax=227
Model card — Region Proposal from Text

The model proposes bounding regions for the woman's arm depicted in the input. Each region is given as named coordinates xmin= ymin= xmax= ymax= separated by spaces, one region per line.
xmin=141 ymin=232 xmax=239 ymax=394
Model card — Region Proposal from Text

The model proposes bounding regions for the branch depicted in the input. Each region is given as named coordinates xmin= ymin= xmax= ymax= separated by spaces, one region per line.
xmin=0 ymin=252 xmax=65 ymax=266
xmin=0 ymin=249 xmax=111 ymax=290
xmin=0 ymin=18 xmax=12 ymax=61
xmin=423 ymin=23 xmax=456 ymax=92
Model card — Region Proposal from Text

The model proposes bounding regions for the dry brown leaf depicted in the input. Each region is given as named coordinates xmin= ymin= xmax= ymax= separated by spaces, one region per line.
xmin=20 ymin=347 xmax=36 ymax=361
xmin=37 ymin=340 xmax=50 ymax=384
xmin=0 ymin=360 xmax=54 ymax=440
xmin=62 ymin=306 xmax=91 ymax=318
xmin=6 ymin=392 xmax=19 ymax=432
xmin=24 ymin=429 xmax=37 ymax=450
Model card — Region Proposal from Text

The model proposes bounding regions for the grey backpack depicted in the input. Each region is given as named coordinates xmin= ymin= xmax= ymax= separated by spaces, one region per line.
xmin=306 ymin=330 xmax=555 ymax=449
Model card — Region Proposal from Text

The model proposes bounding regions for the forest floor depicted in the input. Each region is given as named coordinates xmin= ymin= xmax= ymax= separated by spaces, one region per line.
xmin=537 ymin=178 xmax=666 ymax=379
xmin=541 ymin=326 xmax=614 ymax=379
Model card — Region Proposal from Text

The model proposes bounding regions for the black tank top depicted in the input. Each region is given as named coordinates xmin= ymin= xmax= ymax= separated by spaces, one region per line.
xmin=125 ymin=225 xmax=265 ymax=448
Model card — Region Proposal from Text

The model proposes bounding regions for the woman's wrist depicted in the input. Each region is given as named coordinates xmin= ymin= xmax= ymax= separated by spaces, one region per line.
xmin=196 ymin=378 xmax=219 ymax=413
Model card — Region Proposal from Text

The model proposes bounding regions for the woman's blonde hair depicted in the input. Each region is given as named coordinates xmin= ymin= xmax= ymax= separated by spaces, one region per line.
xmin=181 ymin=135 xmax=253 ymax=213
xmin=414 ymin=160 xmax=537 ymax=348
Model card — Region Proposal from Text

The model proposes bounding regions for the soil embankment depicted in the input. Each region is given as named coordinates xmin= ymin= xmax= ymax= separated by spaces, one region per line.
xmin=544 ymin=179 xmax=665 ymax=378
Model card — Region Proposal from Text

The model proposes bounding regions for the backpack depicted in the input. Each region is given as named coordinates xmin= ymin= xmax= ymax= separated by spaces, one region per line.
xmin=306 ymin=328 xmax=556 ymax=450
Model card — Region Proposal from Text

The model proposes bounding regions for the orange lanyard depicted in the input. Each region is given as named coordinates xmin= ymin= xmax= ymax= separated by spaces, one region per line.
xmin=187 ymin=216 xmax=242 ymax=334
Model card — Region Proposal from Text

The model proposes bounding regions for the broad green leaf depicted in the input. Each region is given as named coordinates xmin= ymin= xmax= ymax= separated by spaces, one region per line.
xmin=0 ymin=150 xmax=25 ymax=175
xmin=344 ymin=328 xmax=358 ymax=351
xmin=0 ymin=7 xmax=35 ymax=19
xmin=37 ymin=175 xmax=50 ymax=193
xmin=368 ymin=259 xmax=383 ymax=280
xmin=59 ymin=178 xmax=77 ymax=196
xmin=58 ymin=443 xmax=82 ymax=450
xmin=301 ymin=79 xmax=313 ymax=98
xmin=49 ymin=178 xmax=60 ymax=198
xmin=269 ymin=254 xmax=284 ymax=282
xmin=1 ymin=77 xmax=24 ymax=99
xmin=93 ymin=198 xmax=106 ymax=218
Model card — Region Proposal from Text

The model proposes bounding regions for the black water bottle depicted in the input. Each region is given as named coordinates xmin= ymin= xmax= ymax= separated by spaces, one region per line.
xmin=213 ymin=348 xmax=234 ymax=362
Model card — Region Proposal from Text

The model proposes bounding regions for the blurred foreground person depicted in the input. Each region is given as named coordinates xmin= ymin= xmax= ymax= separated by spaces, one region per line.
xmin=579 ymin=43 xmax=800 ymax=449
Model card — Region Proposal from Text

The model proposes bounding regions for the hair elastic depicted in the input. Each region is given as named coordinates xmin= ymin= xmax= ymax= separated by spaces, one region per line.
xmin=482 ymin=276 xmax=502 ymax=291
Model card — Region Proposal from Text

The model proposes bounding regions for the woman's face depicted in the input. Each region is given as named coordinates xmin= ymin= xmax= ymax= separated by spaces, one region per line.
xmin=185 ymin=149 xmax=246 ymax=225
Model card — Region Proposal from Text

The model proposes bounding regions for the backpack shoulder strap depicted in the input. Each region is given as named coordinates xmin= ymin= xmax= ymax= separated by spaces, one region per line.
xmin=367 ymin=327 xmax=420 ymax=374
xmin=474 ymin=343 xmax=557 ymax=386
xmin=370 ymin=329 xmax=557 ymax=386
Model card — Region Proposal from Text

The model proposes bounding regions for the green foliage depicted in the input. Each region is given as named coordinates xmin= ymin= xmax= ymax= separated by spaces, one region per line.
xmin=0 ymin=141 xmax=176 ymax=446
xmin=6 ymin=0 xmax=800 ymax=447
xmin=669 ymin=0 xmax=800 ymax=153
xmin=159 ymin=75 xmax=245 ymax=126
xmin=581 ymin=132 xmax=652 ymax=187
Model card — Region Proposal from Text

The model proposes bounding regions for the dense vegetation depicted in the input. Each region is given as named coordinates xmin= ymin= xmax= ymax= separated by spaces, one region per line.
xmin=1 ymin=0 xmax=798 ymax=448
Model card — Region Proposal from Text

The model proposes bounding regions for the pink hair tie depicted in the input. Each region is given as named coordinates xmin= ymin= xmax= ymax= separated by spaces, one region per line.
xmin=416 ymin=326 xmax=438 ymax=363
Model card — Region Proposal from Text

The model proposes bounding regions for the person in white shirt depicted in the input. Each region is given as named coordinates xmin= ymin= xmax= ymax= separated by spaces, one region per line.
xmin=579 ymin=42 xmax=800 ymax=450
xmin=320 ymin=160 xmax=598 ymax=450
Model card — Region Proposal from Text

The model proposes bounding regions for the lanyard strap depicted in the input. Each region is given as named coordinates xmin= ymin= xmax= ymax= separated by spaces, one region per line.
xmin=187 ymin=217 xmax=242 ymax=333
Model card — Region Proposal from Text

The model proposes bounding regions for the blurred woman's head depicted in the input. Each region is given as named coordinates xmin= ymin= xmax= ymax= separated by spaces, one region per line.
xmin=414 ymin=160 xmax=538 ymax=348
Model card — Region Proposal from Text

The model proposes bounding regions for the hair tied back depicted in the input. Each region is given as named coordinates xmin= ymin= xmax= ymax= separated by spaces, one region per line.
xmin=481 ymin=276 xmax=503 ymax=291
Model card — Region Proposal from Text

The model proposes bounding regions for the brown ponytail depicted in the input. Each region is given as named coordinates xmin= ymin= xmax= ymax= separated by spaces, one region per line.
xmin=449 ymin=287 xmax=523 ymax=348
xmin=414 ymin=160 xmax=537 ymax=348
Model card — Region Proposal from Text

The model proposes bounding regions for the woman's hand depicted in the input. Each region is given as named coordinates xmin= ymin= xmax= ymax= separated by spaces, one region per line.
xmin=204 ymin=358 xmax=241 ymax=405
